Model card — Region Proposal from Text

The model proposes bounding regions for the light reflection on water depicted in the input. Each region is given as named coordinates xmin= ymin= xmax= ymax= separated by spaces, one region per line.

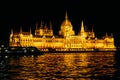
xmin=0 ymin=52 xmax=120 ymax=80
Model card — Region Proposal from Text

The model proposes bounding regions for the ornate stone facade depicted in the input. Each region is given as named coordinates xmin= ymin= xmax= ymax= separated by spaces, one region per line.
xmin=9 ymin=12 xmax=116 ymax=50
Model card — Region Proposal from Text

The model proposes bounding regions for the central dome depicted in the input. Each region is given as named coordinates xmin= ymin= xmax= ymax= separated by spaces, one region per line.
xmin=61 ymin=18 xmax=72 ymax=27
xmin=59 ymin=12 xmax=75 ymax=37
xmin=61 ymin=12 xmax=72 ymax=28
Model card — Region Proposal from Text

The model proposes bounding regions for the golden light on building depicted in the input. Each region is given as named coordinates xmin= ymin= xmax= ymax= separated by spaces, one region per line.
xmin=9 ymin=12 xmax=116 ymax=50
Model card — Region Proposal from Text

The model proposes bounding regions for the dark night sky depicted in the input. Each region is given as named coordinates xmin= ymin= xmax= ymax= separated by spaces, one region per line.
xmin=0 ymin=1 xmax=120 ymax=46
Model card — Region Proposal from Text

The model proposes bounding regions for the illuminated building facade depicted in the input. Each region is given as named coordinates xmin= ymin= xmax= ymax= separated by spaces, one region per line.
xmin=9 ymin=12 xmax=116 ymax=50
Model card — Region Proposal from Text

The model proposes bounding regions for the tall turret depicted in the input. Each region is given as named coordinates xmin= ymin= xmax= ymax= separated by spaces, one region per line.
xmin=20 ymin=26 xmax=22 ymax=33
xmin=36 ymin=22 xmax=38 ymax=29
xmin=10 ymin=29 xmax=13 ymax=36
xmin=78 ymin=20 xmax=87 ymax=39
xmin=40 ymin=21 xmax=43 ymax=29
xmin=50 ymin=21 xmax=52 ymax=30
xmin=35 ymin=21 xmax=43 ymax=36
xmin=81 ymin=20 xmax=85 ymax=33
xmin=30 ymin=26 xmax=32 ymax=34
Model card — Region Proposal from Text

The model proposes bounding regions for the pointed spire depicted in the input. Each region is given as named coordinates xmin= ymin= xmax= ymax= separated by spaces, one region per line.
xmin=36 ymin=22 xmax=38 ymax=29
xmin=85 ymin=26 xmax=87 ymax=31
xmin=30 ymin=26 xmax=32 ymax=34
xmin=105 ymin=32 xmax=108 ymax=37
xmin=92 ymin=26 xmax=94 ymax=32
xmin=44 ymin=23 xmax=48 ymax=31
xmin=65 ymin=11 xmax=69 ymax=24
xmin=40 ymin=21 xmax=43 ymax=28
xmin=50 ymin=21 xmax=52 ymax=30
xmin=111 ymin=33 xmax=113 ymax=36
xmin=11 ymin=29 xmax=13 ymax=34
xmin=20 ymin=26 xmax=22 ymax=33
xmin=44 ymin=23 xmax=47 ymax=28
xmin=81 ymin=20 xmax=85 ymax=32
xmin=65 ymin=11 xmax=68 ymax=20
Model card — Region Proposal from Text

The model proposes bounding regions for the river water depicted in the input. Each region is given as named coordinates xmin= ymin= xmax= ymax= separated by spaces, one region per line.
xmin=0 ymin=52 xmax=120 ymax=80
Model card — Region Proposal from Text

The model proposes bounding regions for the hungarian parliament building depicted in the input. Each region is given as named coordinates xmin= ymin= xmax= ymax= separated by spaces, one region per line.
xmin=9 ymin=12 xmax=116 ymax=50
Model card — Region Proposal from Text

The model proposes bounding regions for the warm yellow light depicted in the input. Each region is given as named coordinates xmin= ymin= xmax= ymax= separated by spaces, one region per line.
xmin=9 ymin=12 xmax=116 ymax=50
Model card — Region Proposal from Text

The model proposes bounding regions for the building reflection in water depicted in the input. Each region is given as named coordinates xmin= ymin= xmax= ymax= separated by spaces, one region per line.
xmin=63 ymin=52 xmax=116 ymax=79
xmin=0 ymin=52 xmax=118 ymax=80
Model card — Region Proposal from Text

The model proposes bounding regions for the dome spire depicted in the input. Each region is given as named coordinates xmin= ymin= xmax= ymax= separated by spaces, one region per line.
xmin=65 ymin=11 xmax=68 ymax=20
